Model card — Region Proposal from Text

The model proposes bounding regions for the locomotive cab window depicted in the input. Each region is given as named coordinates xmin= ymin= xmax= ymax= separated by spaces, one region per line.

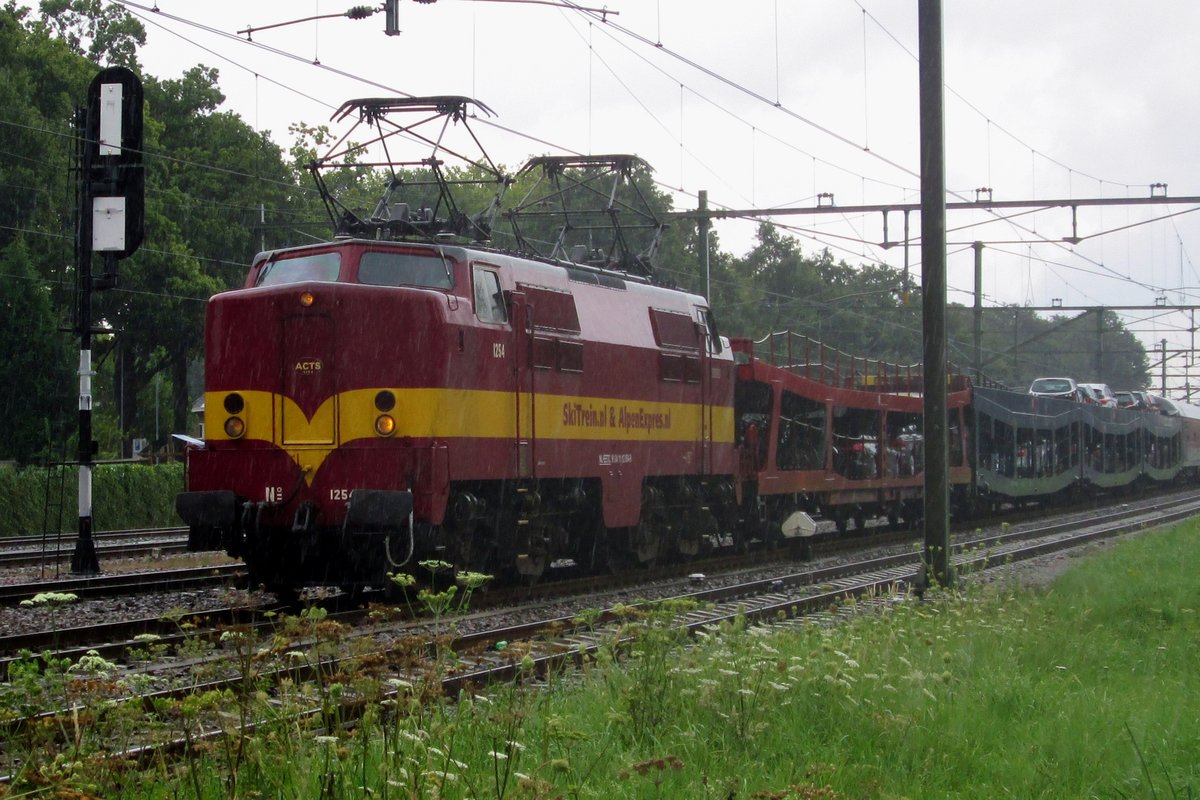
xmin=256 ymin=251 xmax=341 ymax=286
xmin=649 ymin=308 xmax=700 ymax=351
xmin=358 ymin=251 xmax=452 ymax=289
xmin=473 ymin=266 xmax=507 ymax=323
xmin=697 ymin=307 xmax=723 ymax=354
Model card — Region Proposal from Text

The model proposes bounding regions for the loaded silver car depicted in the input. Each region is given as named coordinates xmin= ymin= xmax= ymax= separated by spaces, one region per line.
xmin=1028 ymin=377 xmax=1080 ymax=400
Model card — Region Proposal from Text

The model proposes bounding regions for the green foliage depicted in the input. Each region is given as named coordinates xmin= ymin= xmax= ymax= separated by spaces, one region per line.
xmin=954 ymin=304 xmax=1152 ymax=389
xmin=19 ymin=590 xmax=78 ymax=608
xmin=37 ymin=0 xmax=146 ymax=69
xmin=708 ymin=223 xmax=1151 ymax=388
xmin=0 ymin=8 xmax=90 ymax=464
xmin=0 ymin=461 xmax=183 ymax=535
xmin=0 ymin=240 xmax=75 ymax=464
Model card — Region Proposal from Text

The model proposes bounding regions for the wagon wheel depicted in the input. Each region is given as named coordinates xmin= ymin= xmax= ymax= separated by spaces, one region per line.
xmin=790 ymin=536 xmax=815 ymax=562
xmin=514 ymin=550 xmax=547 ymax=584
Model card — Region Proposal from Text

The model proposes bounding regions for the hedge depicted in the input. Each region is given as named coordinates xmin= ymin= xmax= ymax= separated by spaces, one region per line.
xmin=0 ymin=462 xmax=185 ymax=537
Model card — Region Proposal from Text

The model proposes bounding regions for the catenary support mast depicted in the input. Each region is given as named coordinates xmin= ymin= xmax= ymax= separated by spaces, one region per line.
xmin=919 ymin=0 xmax=952 ymax=589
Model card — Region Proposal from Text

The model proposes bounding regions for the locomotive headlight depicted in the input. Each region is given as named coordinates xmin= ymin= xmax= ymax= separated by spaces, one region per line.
xmin=374 ymin=414 xmax=396 ymax=436
xmin=374 ymin=390 xmax=396 ymax=412
xmin=224 ymin=416 xmax=246 ymax=439
xmin=299 ymin=291 xmax=315 ymax=307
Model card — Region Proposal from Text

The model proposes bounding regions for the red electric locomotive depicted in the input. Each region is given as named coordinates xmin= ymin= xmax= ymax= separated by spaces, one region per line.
xmin=176 ymin=98 xmax=738 ymax=592
xmin=177 ymin=238 xmax=736 ymax=591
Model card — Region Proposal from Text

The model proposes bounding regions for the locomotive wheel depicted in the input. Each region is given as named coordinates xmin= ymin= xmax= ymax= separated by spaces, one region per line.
xmin=886 ymin=510 xmax=900 ymax=530
xmin=449 ymin=534 xmax=494 ymax=578
xmin=602 ymin=531 xmax=629 ymax=572
xmin=579 ymin=526 xmax=617 ymax=574
xmin=631 ymin=521 xmax=661 ymax=566
xmin=266 ymin=583 xmax=300 ymax=606
xmin=833 ymin=509 xmax=849 ymax=535
xmin=853 ymin=509 xmax=867 ymax=531
xmin=677 ymin=509 xmax=718 ymax=559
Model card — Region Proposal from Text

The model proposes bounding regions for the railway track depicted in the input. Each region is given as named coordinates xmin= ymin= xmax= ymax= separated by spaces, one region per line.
xmin=2 ymin=488 xmax=1195 ymax=787
xmin=4 ymin=489 xmax=1194 ymax=651
xmin=0 ymin=562 xmax=246 ymax=605
xmin=0 ymin=527 xmax=189 ymax=568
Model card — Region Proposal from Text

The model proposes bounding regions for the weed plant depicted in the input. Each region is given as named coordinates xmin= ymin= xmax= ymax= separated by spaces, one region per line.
xmin=2 ymin=523 xmax=1197 ymax=798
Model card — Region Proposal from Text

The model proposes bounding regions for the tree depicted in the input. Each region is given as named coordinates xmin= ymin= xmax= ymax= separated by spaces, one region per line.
xmin=37 ymin=0 xmax=145 ymax=69
xmin=0 ymin=238 xmax=74 ymax=463
xmin=0 ymin=5 xmax=91 ymax=462
xmin=958 ymin=305 xmax=1150 ymax=390
xmin=720 ymin=223 xmax=1150 ymax=390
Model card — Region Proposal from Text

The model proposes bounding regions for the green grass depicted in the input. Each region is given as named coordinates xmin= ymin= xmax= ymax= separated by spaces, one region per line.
xmin=5 ymin=522 xmax=1199 ymax=799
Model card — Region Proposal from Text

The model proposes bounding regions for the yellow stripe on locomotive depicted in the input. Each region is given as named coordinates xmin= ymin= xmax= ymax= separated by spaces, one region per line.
xmin=205 ymin=387 xmax=735 ymax=483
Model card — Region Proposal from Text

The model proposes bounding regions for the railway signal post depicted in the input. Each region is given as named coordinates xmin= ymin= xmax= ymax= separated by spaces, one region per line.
xmin=71 ymin=66 xmax=144 ymax=575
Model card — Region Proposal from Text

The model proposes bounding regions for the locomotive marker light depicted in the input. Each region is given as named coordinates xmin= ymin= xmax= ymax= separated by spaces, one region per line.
xmin=72 ymin=66 xmax=144 ymax=576
xmin=223 ymin=417 xmax=246 ymax=439
xmin=374 ymin=388 xmax=398 ymax=436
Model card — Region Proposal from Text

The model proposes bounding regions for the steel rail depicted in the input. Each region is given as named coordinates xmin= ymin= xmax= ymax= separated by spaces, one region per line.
xmin=0 ymin=563 xmax=246 ymax=605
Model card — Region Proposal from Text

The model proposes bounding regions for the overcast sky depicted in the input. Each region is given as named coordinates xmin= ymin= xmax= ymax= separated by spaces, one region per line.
xmin=114 ymin=0 xmax=1200 ymax=389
